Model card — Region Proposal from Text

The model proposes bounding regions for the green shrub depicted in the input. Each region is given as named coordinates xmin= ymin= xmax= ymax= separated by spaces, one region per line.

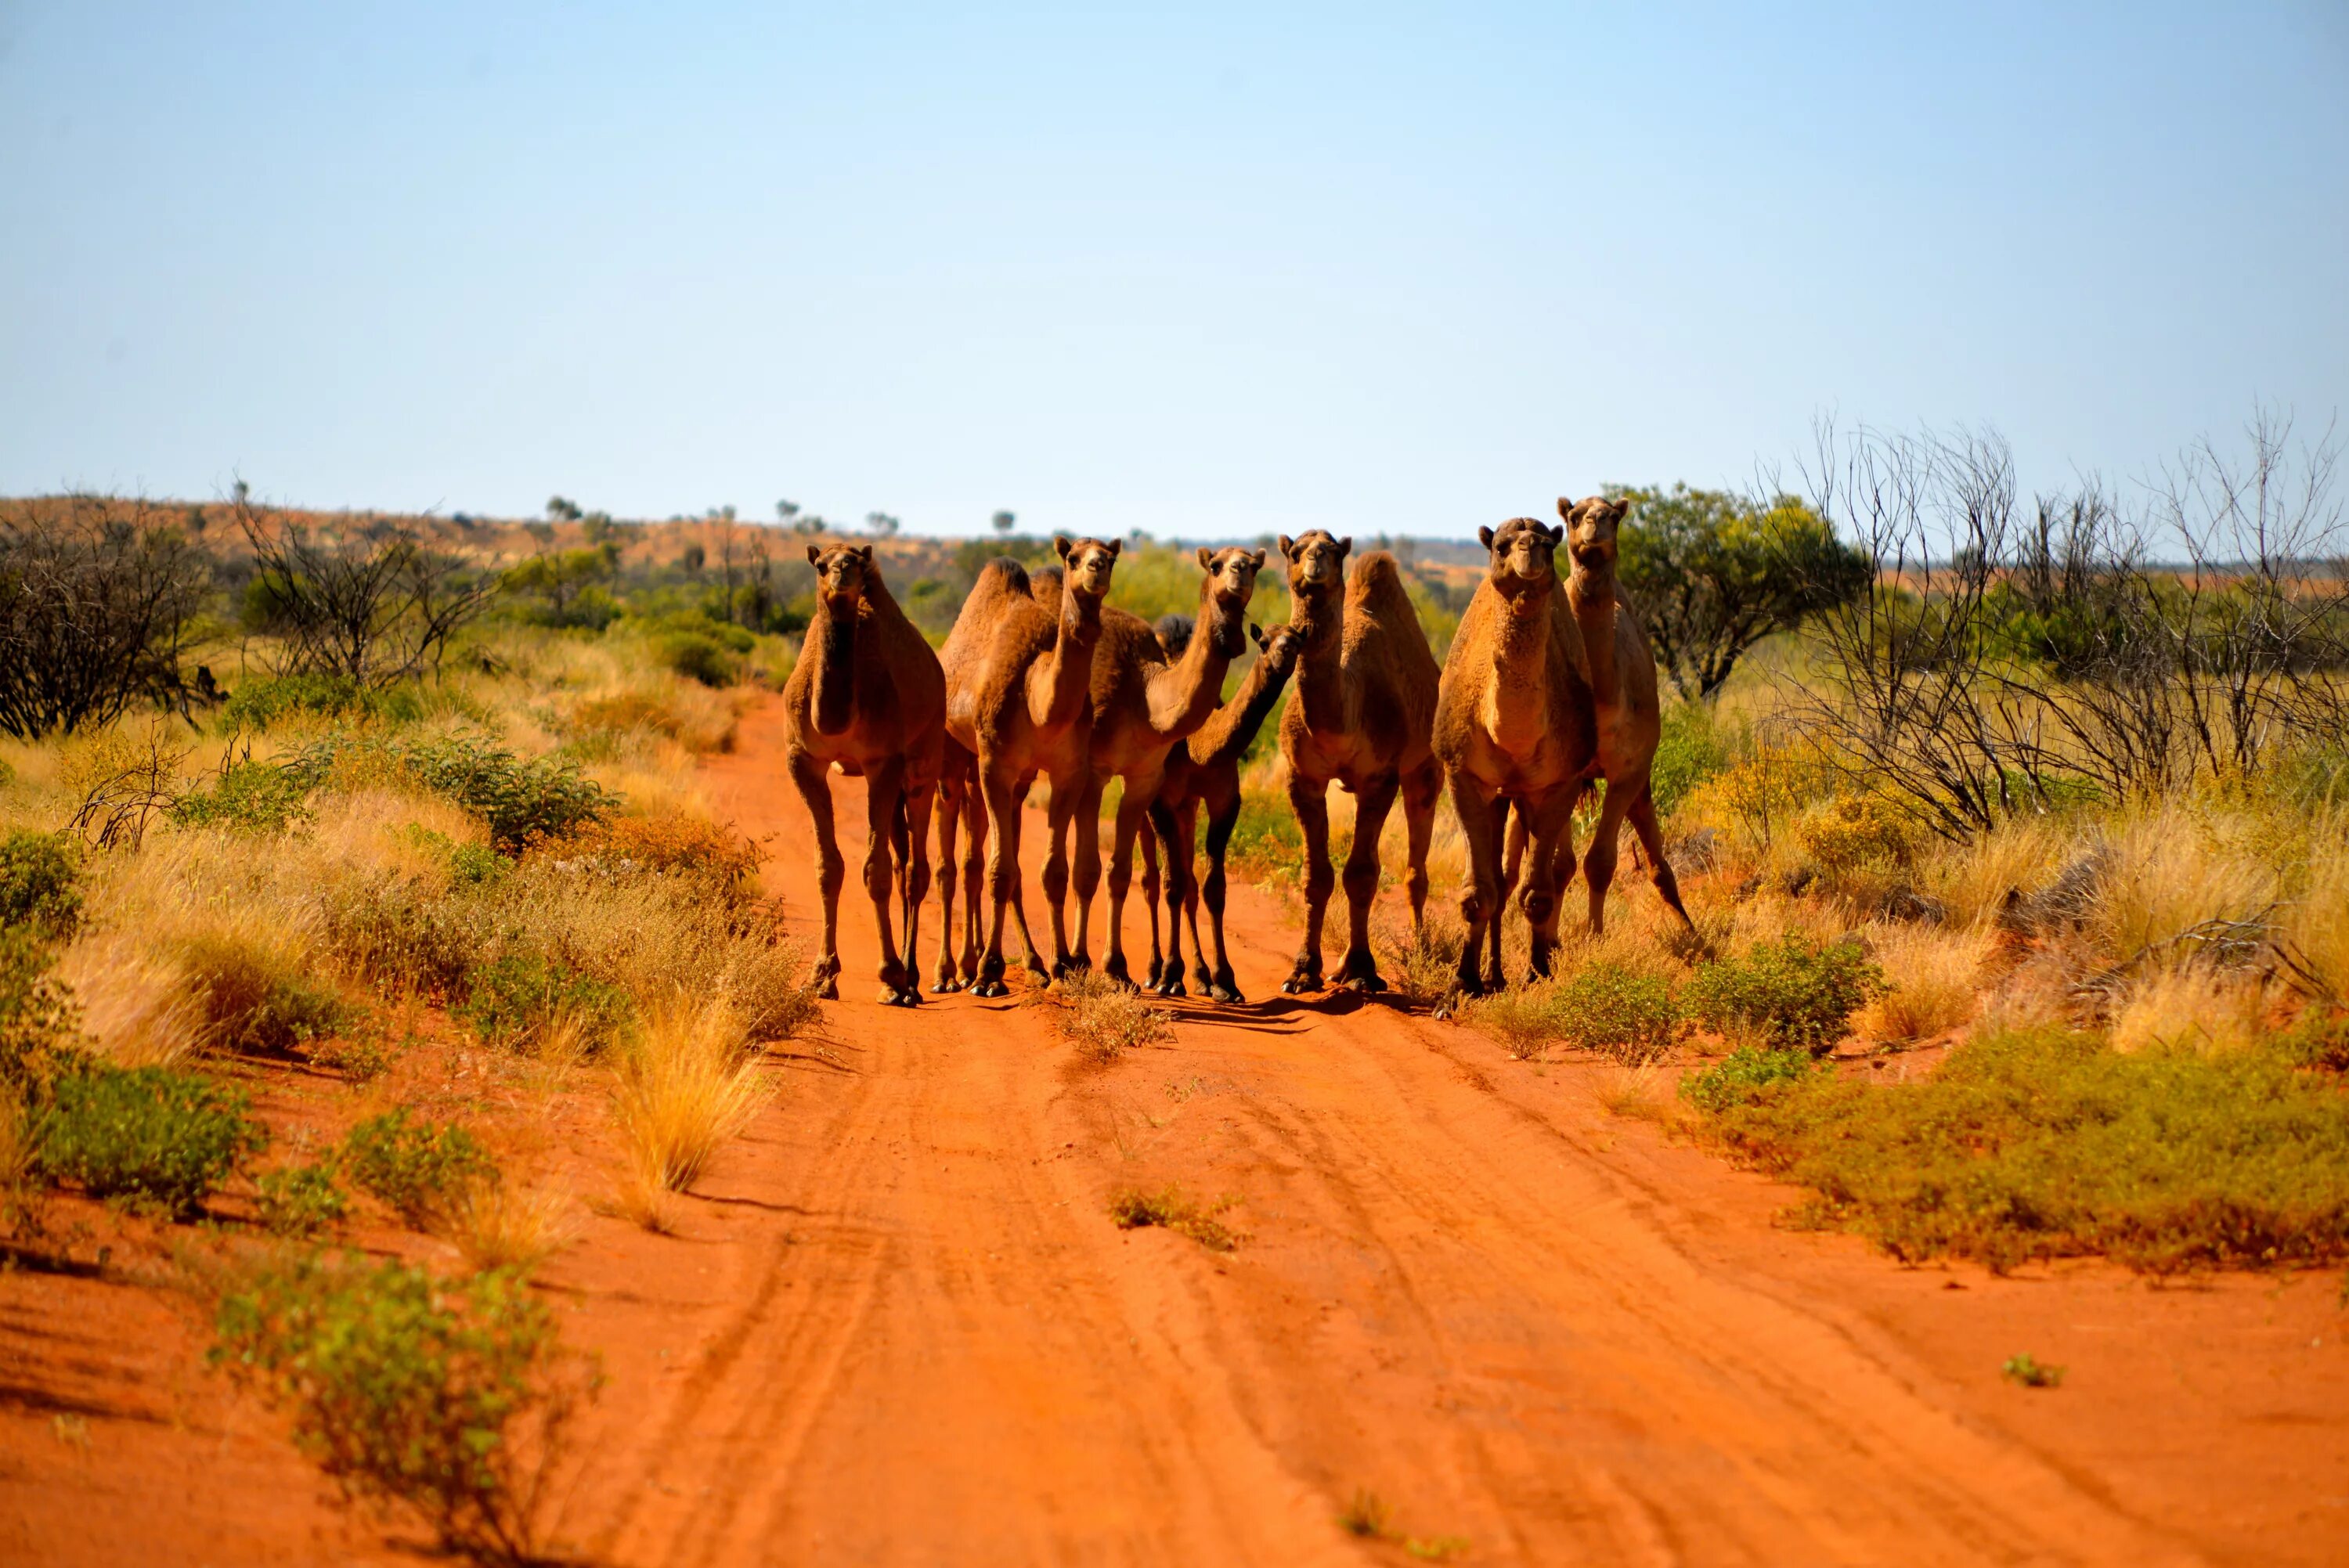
xmin=1550 ymin=964 xmax=1683 ymax=1060
xmin=1686 ymin=1026 xmax=2349 ymax=1273
xmin=168 ymin=760 xmax=314 ymax=834
xmin=222 ymin=672 xmax=373 ymax=730
xmin=1685 ymin=933 xmax=1886 ymax=1054
xmin=217 ymin=972 xmax=352 ymax=1056
xmin=1678 ymin=1044 xmax=1817 ymax=1116
xmin=211 ymin=1253 xmax=592 ymax=1563
xmin=36 ymin=1065 xmax=266 ymax=1218
xmin=286 ymin=733 xmax=614 ymax=852
xmin=257 ymin=1161 xmax=349 ymax=1237
xmin=343 ymin=1108 xmax=496 ymax=1227
xmin=656 ymin=631 xmax=737 ymax=687
xmin=456 ymin=953 xmax=633 ymax=1053
xmin=1224 ymin=787 xmax=1303 ymax=878
xmin=0 ymin=831 xmax=81 ymax=939
xmin=1650 ymin=702 xmax=1730 ymax=817
xmin=0 ymin=930 xmax=83 ymax=1090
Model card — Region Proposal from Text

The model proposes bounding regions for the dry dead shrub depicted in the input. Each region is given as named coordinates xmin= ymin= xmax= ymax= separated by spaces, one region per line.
xmin=1854 ymin=924 xmax=1993 ymax=1044
xmin=54 ymin=932 xmax=202 ymax=1068
xmin=438 ymin=1180 xmax=579 ymax=1273
xmin=610 ymin=998 xmax=769 ymax=1227
xmin=1034 ymin=971 xmax=1174 ymax=1064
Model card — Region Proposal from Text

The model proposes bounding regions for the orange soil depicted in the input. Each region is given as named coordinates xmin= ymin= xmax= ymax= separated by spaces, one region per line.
xmin=6 ymin=693 xmax=2348 ymax=1565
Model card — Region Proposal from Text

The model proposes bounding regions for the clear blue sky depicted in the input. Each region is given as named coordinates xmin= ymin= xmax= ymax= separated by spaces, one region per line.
xmin=2 ymin=3 xmax=2343 ymax=539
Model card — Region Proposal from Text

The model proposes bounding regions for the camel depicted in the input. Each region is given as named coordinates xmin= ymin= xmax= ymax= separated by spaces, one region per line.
xmin=1274 ymin=532 xmax=1445 ymax=994
xmin=780 ymin=542 xmax=946 ymax=1006
xmin=1432 ymin=517 xmax=1597 ymax=995
xmin=1556 ymin=495 xmax=1695 ymax=935
xmin=929 ymin=732 xmax=983 ymax=991
xmin=936 ymin=536 xmax=1120 ymax=997
xmin=1066 ymin=547 xmax=1265 ymax=988
xmin=1144 ymin=618 xmax=1304 ymax=1001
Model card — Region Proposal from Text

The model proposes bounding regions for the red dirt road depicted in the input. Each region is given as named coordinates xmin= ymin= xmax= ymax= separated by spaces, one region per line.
xmin=5 ymin=692 xmax=2347 ymax=1564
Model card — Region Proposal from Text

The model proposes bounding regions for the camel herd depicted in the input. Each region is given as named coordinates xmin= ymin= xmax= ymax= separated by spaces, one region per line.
xmin=778 ymin=497 xmax=1694 ymax=1009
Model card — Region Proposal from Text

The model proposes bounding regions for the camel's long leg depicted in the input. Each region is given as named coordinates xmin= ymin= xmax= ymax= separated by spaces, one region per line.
xmin=861 ymin=759 xmax=912 ymax=1004
xmin=1337 ymin=770 xmax=1400 ymax=992
xmin=1136 ymin=813 xmax=1164 ymax=989
xmin=958 ymin=777 xmax=986 ymax=982
xmin=1197 ymin=780 xmax=1243 ymax=1002
xmin=1627 ymin=785 xmax=1695 ymax=930
xmin=1102 ymin=780 xmax=1155 ymax=989
xmin=974 ymin=763 xmax=1025 ymax=997
xmin=1519 ymin=785 xmax=1584 ymax=982
xmin=1582 ymin=769 xmax=1645 ymax=936
xmin=788 ymin=752 xmax=846 ymax=1000
xmin=899 ymin=780 xmax=934 ymax=1005
xmin=1402 ymin=759 xmax=1442 ymax=935
xmin=1450 ymin=779 xmax=1506 ymax=997
xmin=1042 ymin=767 xmax=1089 ymax=978
xmin=1283 ymin=776 xmax=1334 ymax=993
xmin=1149 ymin=797 xmax=1196 ymax=999
xmin=933 ymin=767 xmax=965 ymax=991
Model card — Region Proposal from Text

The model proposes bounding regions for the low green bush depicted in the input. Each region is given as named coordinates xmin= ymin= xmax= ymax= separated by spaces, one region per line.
xmin=222 ymin=672 xmax=373 ymax=730
xmin=37 ymin=1065 xmax=266 ymax=1218
xmin=1683 ymin=1026 xmax=2349 ymax=1273
xmin=256 ymin=1161 xmax=350 ymax=1238
xmin=211 ymin=1253 xmax=592 ymax=1563
xmin=456 ymin=953 xmax=633 ymax=1053
xmin=168 ymin=760 xmax=314 ymax=834
xmin=0 ymin=831 xmax=81 ymax=939
xmin=286 ymin=733 xmax=614 ymax=852
xmin=1678 ymin=1044 xmax=1817 ymax=1116
xmin=1650 ymin=702 xmax=1730 ymax=817
xmin=0 ymin=930 xmax=82 ymax=1090
xmin=343 ymin=1108 xmax=496 ymax=1227
xmin=1550 ymin=963 xmax=1683 ymax=1061
xmin=1685 ymin=933 xmax=1886 ymax=1054
xmin=655 ymin=631 xmax=737 ymax=687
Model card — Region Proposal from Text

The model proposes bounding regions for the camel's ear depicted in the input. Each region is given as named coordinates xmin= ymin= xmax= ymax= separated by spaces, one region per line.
xmin=805 ymin=543 xmax=822 ymax=565
xmin=1105 ymin=538 xmax=1122 ymax=558
xmin=1196 ymin=545 xmax=1214 ymax=572
xmin=1054 ymin=535 xmax=1073 ymax=561
xmin=1546 ymin=522 xmax=1566 ymax=545
xmin=1478 ymin=525 xmax=1496 ymax=550
xmin=853 ymin=545 xmax=874 ymax=564
xmin=1277 ymin=533 xmax=1296 ymax=558
xmin=1246 ymin=548 xmax=1267 ymax=571
xmin=1608 ymin=496 xmax=1633 ymax=521
xmin=1337 ymin=536 xmax=1353 ymax=558
xmin=1557 ymin=497 xmax=1576 ymax=524
xmin=1250 ymin=622 xmax=1268 ymax=651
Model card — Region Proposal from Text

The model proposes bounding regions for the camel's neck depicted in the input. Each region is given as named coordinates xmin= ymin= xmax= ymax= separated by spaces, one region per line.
xmin=1569 ymin=559 xmax=1621 ymax=708
xmin=1292 ymin=586 xmax=1346 ymax=735
xmin=807 ymin=599 xmax=858 ymax=737
xmin=1488 ymin=586 xmax=1556 ymax=754
xmin=1190 ymin=650 xmax=1296 ymax=766
xmin=1031 ymin=593 xmax=1101 ymax=730
xmin=1142 ymin=600 xmax=1239 ymax=738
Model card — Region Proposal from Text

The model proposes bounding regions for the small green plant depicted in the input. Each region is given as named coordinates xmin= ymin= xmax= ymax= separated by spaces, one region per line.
xmin=343 ymin=1108 xmax=497 ymax=1227
xmin=1685 ymin=933 xmax=1886 ymax=1054
xmin=1337 ymin=1488 xmax=1391 ymax=1539
xmin=1038 ymin=970 xmax=1174 ymax=1064
xmin=2002 ymin=1353 xmax=2066 ymax=1389
xmin=36 ymin=1065 xmax=267 ymax=1219
xmin=1650 ymin=701 xmax=1730 ymax=816
xmin=1109 ymin=1184 xmax=1240 ymax=1252
xmin=1551 ymin=963 xmax=1683 ymax=1061
xmin=1405 ymin=1536 xmax=1473 ymax=1562
xmin=1678 ymin=1045 xmax=1817 ymax=1116
xmin=256 ymin=1161 xmax=350 ymax=1237
xmin=655 ymin=630 xmax=738 ymax=687
xmin=0 ymin=831 xmax=82 ymax=939
xmin=168 ymin=759 xmax=314 ymax=834
xmin=457 ymin=953 xmax=633 ymax=1053
xmin=211 ymin=1253 xmax=594 ymax=1563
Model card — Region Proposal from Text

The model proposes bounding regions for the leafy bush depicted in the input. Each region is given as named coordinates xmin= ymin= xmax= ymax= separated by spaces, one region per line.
xmin=0 ymin=831 xmax=81 ymax=938
xmin=168 ymin=759 xmax=314 ymax=834
xmin=0 ymin=930 xmax=83 ymax=1090
xmin=211 ymin=1254 xmax=592 ymax=1563
xmin=36 ymin=1064 xmax=266 ymax=1218
xmin=1684 ymin=1026 xmax=2349 ymax=1273
xmin=1549 ymin=964 xmax=1683 ymax=1061
xmin=655 ymin=631 xmax=737 ymax=687
xmin=257 ymin=1161 xmax=349 ymax=1237
xmin=1678 ymin=1044 xmax=1817 ymax=1116
xmin=221 ymin=672 xmax=373 ymax=730
xmin=1685 ymin=933 xmax=1886 ymax=1054
xmin=1650 ymin=702 xmax=1730 ymax=817
xmin=1799 ymin=794 xmax=1916 ymax=870
xmin=456 ymin=953 xmax=633 ymax=1053
xmin=286 ymin=734 xmax=613 ymax=852
xmin=343 ymin=1108 xmax=497 ymax=1227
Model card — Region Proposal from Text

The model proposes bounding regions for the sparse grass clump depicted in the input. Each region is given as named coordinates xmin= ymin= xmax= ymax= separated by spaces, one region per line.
xmin=285 ymin=733 xmax=612 ymax=852
xmin=211 ymin=1253 xmax=594 ymax=1565
xmin=53 ymin=933 xmax=203 ymax=1068
xmin=1852 ymin=924 xmax=1989 ymax=1044
xmin=1109 ymin=1184 xmax=1241 ymax=1251
xmin=179 ymin=931 xmax=354 ymax=1055
xmin=36 ymin=1064 xmax=267 ymax=1218
xmin=610 ymin=999 xmax=768 ymax=1227
xmin=0 ymin=830 xmax=81 ymax=938
xmin=343 ymin=1108 xmax=498 ymax=1229
xmin=1463 ymin=961 xmax=1683 ymax=1062
xmin=1685 ymin=933 xmax=1885 ymax=1054
xmin=1039 ymin=970 xmax=1174 ymax=1064
xmin=1683 ymin=1025 xmax=2349 ymax=1273
xmin=2003 ymin=1353 xmax=2066 ymax=1389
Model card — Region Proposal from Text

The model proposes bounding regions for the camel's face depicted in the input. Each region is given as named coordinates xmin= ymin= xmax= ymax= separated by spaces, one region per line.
xmin=806 ymin=543 xmax=875 ymax=611
xmin=1278 ymin=531 xmax=1351 ymax=597
xmin=1252 ymin=621 xmax=1304 ymax=675
xmin=1196 ymin=546 xmax=1265 ymax=656
xmin=1055 ymin=535 xmax=1121 ymax=600
xmin=1478 ymin=517 xmax=1563 ymax=594
xmin=1561 ymin=496 xmax=1629 ymax=571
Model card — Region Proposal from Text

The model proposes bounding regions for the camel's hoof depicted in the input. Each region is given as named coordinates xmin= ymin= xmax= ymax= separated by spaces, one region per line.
xmin=1337 ymin=973 xmax=1387 ymax=995
xmin=1145 ymin=960 xmax=1166 ymax=989
xmin=878 ymin=986 xmax=920 ymax=1007
xmin=815 ymin=978 xmax=839 ymax=1001
xmin=1157 ymin=975 xmax=1186 ymax=999
xmin=1209 ymin=983 xmax=1244 ymax=1005
xmin=972 ymin=978 xmax=1009 ymax=999
xmin=1102 ymin=958 xmax=1135 ymax=989
xmin=931 ymin=976 xmax=962 ymax=994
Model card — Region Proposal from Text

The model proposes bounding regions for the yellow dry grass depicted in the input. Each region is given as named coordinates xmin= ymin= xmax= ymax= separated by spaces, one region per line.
xmin=52 ymin=933 xmax=204 ymax=1069
xmin=1920 ymin=816 xmax=2074 ymax=929
xmin=2109 ymin=963 xmax=2273 ymax=1056
xmin=609 ymin=997 xmax=770 ymax=1226
xmin=2276 ymin=832 xmax=2349 ymax=1005
xmin=1853 ymin=923 xmax=1994 ymax=1044
xmin=438 ymin=1179 xmax=580 ymax=1273
xmin=2093 ymin=807 xmax=2279 ymax=960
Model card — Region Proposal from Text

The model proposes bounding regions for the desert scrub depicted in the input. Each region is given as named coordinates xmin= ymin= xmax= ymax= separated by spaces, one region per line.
xmin=1467 ymin=963 xmax=1683 ymax=1062
xmin=1684 ymin=1026 xmax=2349 ymax=1273
xmin=343 ymin=1108 xmax=498 ymax=1228
xmin=0 ymin=929 xmax=82 ymax=1089
xmin=256 ymin=1160 xmax=351 ymax=1238
xmin=211 ymin=1253 xmax=595 ymax=1565
xmin=456 ymin=953 xmax=633 ymax=1054
xmin=177 ymin=932 xmax=354 ymax=1055
xmin=1685 ymin=932 xmax=1885 ymax=1054
xmin=1109 ymin=1184 xmax=1241 ymax=1252
xmin=1678 ymin=1044 xmax=1817 ymax=1116
xmin=168 ymin=759 xmax=315 ymax=834
xmin=1036 ymin=970 xmax=1174 ymax=1064
xmin=284 ymin=732 xmax=612 ymax=852
xmin=36 ymin=1064 xmax=267 ymax=1218
xmin=0 ymin=830 xmax=81 ymax=937
xmin=610 ymin=997 xmax=768 ymax=1228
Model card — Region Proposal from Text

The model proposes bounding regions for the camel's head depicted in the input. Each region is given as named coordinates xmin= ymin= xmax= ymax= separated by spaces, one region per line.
xmin=1054 ymin=535 xmax=1121 ymax=601
xmin=1195 ymin=546 xmax=1266 ymax=658
xmin=1478 ymin=517 xmax=1564 ymax=595
xmin=805 ymin=542 xmax=875 ymax=612
xmin=1278 ymin=531 xmax=1351 ymax=600
xmin=1561 ymin=496 xmax=1631 ymax=571
xmin=1250 ymin=619 xmax=1304 ymax=676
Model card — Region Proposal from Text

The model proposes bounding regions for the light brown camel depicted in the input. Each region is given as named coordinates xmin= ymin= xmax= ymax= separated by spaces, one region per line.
xmin=1275 ymin=532 xmax=1445 ymax=993
xmin=1431 ymin=517 xmax=1595 ymax=995
xmin=1144 ymin=618 xmax=1304 ymax=1001
xmin=937 ymin=536 xmax=1120 ymax=997
xmin=780 ymin=542 xmax=946 ymax=1006
xmin=1067 ymin=547 xmax=1265 ymax=987
xmin=1556 ymin=494 xmax=1694 ymax=935
xmin=929 ymin=732 xmax=982 ymax=991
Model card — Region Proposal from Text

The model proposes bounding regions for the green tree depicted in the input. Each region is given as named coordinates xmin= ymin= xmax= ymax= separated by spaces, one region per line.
xmin=1614 ymin=485 xmax=1873 ymax=701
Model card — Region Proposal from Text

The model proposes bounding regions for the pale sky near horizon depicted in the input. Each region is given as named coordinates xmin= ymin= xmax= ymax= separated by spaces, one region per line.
xmin=2 ymin=3 xmax=2344 ymax=539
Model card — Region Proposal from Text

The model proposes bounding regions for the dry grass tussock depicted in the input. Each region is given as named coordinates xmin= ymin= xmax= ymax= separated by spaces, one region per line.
xmin=2091 ymin=806 xmax=2280 ymax=960
xmin=2275 ymin=830 xmax=2349 ymax=1005
xmin=1920 ymin=816 xmax=2074 ymax=929
xmin=2109 ymin=963 xmax=2275 ymax=1056
xmin=610 ymin=997 xmax=770 ymax=1230
xmin=1853 ymin=923 xmax=1994 ymax=1044
xmin=1033 ymin=970 xmax=1175 ymax=1064
xmin=52 ymin=933 xmax=204 ymax=1068
xmin=438 ymin=1179 xmax=581 ymax=1273
xmin=1593 ymin=1059 xmax=1676 ymax=1122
